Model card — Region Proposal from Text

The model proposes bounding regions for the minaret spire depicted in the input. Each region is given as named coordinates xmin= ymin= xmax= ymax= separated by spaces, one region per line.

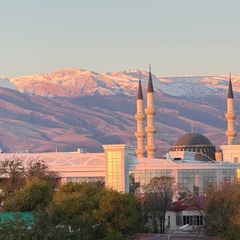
xmin=147 ymin=64 xmax=154 ymax=93
xmin=225 ymin=73 xmax=237 ymax=145
xmin=135 ymin=73 xmax=146 ymax=158
xmin=145 ymin=65 xmax=156 ymax=158
xmin=228 ymin=72 xmax=234 ymax=99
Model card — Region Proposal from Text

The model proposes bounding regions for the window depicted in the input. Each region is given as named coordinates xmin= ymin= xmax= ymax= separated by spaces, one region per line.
xmin=176 ymin=215 xmax=182 ymax=226
xmin=234 ymin=157 xmax=238 ymax=163
xmin=183 ymin=215 xmax=203 ymax=226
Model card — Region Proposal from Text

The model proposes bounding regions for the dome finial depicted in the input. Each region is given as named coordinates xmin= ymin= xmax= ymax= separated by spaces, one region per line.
xmin=149 ymin=64 xmax=151 ymax=73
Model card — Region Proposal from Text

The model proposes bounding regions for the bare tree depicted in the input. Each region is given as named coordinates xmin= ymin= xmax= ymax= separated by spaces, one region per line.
xmin=0 ymin=158 xmax=59 ymax=197
xmin=26 ymin=159 xmax=59 ymax=181
xmin=143 ymin=176 xmax=177 ymax=234
xmin=0 ymin=157 xmax=26 ymax=195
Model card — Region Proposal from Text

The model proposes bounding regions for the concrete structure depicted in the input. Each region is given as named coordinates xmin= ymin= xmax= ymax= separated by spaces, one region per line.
xmin=225 ymin=73 xmax=237 ymax=145
xmin=145 ymin=65 xmax=156 ymax=158
xmin=135 ymin=78 xmax=146 ymax=158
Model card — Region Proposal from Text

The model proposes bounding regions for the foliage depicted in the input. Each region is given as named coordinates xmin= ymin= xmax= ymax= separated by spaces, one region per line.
xmin=53 ymin=181 xmax=102 ymax=219
xmin=204 ymin=182 xmax=240 ymax=239
xmin=0 ymin=209 xmax=74 ymax=240
xmin=0 ymin=174 xmax=144 ymax=239
xmin=95 ymin=188 xmax=144 ymax=239
xmin=2 ymin=177 xmax=54 ymax=212
xmin=54 ymin=182 xmax=144 ymax=239
xmin=0 ymin=157 xmax=26 ymax=195
xmin=0 ymin=214 xmax=31 ymax=240
xmin=53 ymin=181 xmax=105 ymax=239
xmin=143 ymin=176 xmax=177 ymax=234
xmin=0 ymin=158 xmax=59 ymax=208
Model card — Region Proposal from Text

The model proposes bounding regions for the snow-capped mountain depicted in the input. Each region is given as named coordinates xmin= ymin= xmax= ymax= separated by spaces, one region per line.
xmin=7 ymin=69 xmax=240 ymax=99
xmin=0 ymin=68 xmax=240 ymax=156
xmin=0 ymin=78 xmax=18 ymax=91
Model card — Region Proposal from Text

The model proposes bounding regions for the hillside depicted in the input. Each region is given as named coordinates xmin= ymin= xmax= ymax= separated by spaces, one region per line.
xmin=0 ymin=69 xmax=240 ymax=157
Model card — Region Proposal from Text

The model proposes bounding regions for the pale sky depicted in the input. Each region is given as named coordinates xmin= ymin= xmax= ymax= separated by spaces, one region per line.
xmin=0 ymin=0 xmax=240 ymax=77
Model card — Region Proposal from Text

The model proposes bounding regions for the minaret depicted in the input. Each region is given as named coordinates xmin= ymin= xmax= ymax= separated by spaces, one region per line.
xmin=145 ymin=65 xmax=156 ymax=158
xmin=225 ymin=73 xmax=237 ymax=145
xmin=135 ymin=76 xmax=146 ymax=158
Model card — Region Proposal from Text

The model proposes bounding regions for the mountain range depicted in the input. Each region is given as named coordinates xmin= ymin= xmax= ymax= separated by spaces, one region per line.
xmin=1 ymin=69 xmax=240 ymax=157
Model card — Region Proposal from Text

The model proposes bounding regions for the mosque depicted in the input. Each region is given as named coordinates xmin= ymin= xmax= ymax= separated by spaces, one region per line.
xmin=0 ymin=68 xmax=240 ymax=196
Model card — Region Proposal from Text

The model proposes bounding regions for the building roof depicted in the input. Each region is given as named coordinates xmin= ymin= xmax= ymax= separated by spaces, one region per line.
xmin=0 ymin=212 xmax=34 ymax=223
xmin=167 ymin=196 xmax=208 ymax=212
xmin=172 ymin=133 xmax=214 ymax=147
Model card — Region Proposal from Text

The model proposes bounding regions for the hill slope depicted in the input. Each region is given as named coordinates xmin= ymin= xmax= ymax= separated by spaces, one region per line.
xmin=0 ymin=69 xmax=240 ymax=156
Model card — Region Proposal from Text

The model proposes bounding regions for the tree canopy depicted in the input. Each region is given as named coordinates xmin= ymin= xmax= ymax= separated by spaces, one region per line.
xmin=0 ymin=181 xmax=144 ymax=239
xmin=3 ymin=177 xmax=54 ymax=212
xmin=204 ymin=182 xmax=240 ymax=239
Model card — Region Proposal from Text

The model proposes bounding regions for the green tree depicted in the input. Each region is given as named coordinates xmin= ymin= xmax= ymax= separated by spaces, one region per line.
xmin=53 ymin=182 xmax=144 ymax=240
xmin=53 ymin=181 xmax=102 ymax=219
xmin=95 ymin=189 xmax=144 ymax=239
xmin=53 ymin=181 xmax=104 ymax=239
xmin=143 ymin=176 xmax=177 ymax=234
xmin=3 ymin=177 xmax=54 ymax=212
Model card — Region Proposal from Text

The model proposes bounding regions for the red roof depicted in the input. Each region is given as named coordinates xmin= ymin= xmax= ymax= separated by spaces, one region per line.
xmin=167 ymin=196 xmax=208 ymax=212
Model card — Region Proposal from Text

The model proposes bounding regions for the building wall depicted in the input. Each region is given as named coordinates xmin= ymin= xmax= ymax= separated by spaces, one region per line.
xmin=0 ymin=146 xmax=240 ymax=195
xmin=0 ymin=151 xmax=105 ymax=184
xmin=220 ymin=144 xmax=240 ymax=163
xmin=129 ymin=158 xmax=240 ymax=196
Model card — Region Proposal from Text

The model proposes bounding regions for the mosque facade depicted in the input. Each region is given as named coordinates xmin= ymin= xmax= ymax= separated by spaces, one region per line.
xmin=0 ymin=69 xmax=240 ymax=196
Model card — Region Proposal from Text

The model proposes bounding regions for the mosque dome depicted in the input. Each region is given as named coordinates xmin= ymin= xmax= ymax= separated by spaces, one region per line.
xmin=173 ymin=133 xmax=212 ymax=147
xmin=170 ymin=133 xmax=216 ymax=161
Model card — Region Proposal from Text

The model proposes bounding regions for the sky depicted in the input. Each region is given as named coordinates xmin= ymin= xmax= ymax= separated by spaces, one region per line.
xmin=0 ymin=0 xmax=240 ymax=77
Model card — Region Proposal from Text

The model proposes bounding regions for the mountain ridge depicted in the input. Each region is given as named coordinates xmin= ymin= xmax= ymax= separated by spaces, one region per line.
xmin=0 ymin=68 xmax=240 ymax=156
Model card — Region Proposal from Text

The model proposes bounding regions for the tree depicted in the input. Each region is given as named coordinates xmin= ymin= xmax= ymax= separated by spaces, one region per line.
xmin=53 ymin=181 xmax=102 ymax=219
xmin=0 ymin=157 xmax=26 ymax=196
xmin=2 ymin=177 xmax=55 ymax=212
xmin=53 ymin=181 xmax=104 ymax=239
xmin=53 ymin=182 xmax=144 ymax=240
xmin=95 ymin=189 xmax=144 ymax=239
xmin=204 ymin=182 xmax=240 ymax=239
xmin=26 ymin=159 xmax=59 ymax=182
xmin=143 ymin=176 xmax=177 ymax=234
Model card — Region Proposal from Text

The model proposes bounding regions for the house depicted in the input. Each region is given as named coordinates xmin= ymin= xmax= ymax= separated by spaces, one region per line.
xmin=166 ymin=196 xmax=208 ymax=232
